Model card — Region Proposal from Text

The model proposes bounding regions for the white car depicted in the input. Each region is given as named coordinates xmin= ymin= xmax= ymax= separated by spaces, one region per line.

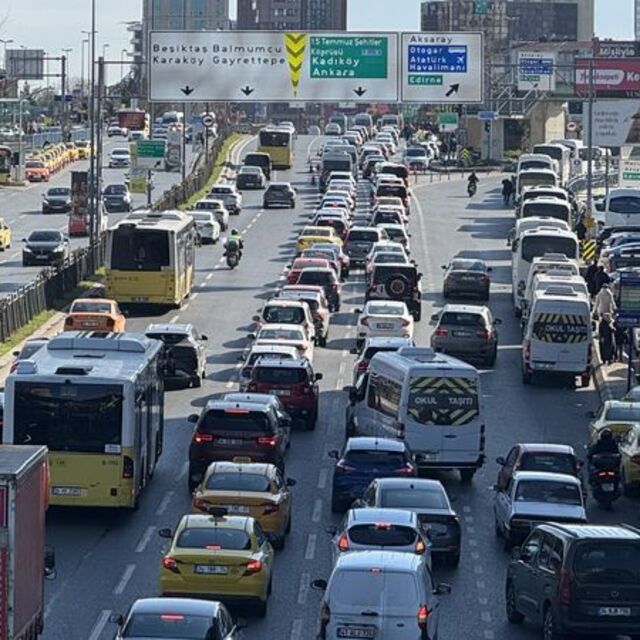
xmin=249 ymin=323 xmax=315 ymax=362
xmin=128 ymin=130 xmax=147 ymax=142
xmin=355 ymin=300 xmax=414 ymax=349
xmin=208 ymin=183 xmax=242 ymax=215
xmin=193 ymin=198 xmax=229 ymax=231
xmin=107 ymin=125 xmax=127 ymax=137
xmin=188 ymin=211 xmax=220 ymax=245
xmin=108 ymin=148 xmax=131 ymax=168
xmin=325 ymin=122 xmax=342 ymax=136
xmin=377 ymin=223 xmax=411 ymax=251
xmin=324 ymin=187 xmax=356 ymax=209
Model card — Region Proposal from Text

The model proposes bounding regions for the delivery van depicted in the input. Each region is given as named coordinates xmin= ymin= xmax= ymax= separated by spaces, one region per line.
xmin=344 ymin=347 xmax=485 ymax=482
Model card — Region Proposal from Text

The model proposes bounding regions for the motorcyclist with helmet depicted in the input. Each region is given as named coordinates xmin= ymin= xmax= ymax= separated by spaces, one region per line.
xmin=223 ymin=229 xmax=244 ymax=263
xmin=588 ymin=428 xmax=619 ymax=459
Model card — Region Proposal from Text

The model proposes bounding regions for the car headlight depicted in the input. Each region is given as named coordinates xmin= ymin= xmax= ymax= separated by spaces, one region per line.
xmin=42 ymin=199 xmax=50 ymax=204
xmin=23 ymin=246 xmax=33 ymax=253
xmin=53 ymin=245 xmax=65 ymax=253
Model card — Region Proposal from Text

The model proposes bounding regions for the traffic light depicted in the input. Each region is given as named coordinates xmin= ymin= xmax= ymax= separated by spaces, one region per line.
xmin=474 ymin=0 xmax=488 ymax=14
xmin=484 ymin=122 xmax=491 ymax=133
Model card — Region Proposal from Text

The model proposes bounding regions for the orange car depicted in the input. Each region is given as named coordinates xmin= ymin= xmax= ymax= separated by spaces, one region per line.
xmin=64 ymin=298 xmax=126 ymax=332
xmin=24 ymin=160 xmax=50 ymax=182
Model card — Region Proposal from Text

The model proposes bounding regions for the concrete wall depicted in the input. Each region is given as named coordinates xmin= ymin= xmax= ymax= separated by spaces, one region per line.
xmin=528 ymin=101 xmax=566 ymax=148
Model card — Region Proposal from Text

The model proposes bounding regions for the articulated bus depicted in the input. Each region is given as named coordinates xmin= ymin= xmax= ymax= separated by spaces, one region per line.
xmin=106 ymin=210 xmax=196 ymax=307
xmin=4 ymin=332 xmax=165 ymax=509
xmin=257 ymin=127 xmax=294 ymax=169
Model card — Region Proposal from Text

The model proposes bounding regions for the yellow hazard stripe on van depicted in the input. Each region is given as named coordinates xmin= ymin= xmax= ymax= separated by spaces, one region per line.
xmin=532 ymin=312 xmax=588 ymax=343
xmin=410 ymin=376 xmax=476 ymax=395
xmin=580 ymin=239 xmax=597 ymax=262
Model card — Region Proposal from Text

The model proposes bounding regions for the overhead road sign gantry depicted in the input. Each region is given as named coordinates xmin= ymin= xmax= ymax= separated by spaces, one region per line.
xmin=149 ymin=31 xmax=399 ymax=102
xmin=400 ymin=32 xmax=483 ymax=104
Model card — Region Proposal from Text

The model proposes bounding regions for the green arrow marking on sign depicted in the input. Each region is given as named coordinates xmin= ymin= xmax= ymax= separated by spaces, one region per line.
xmin=309 ymin=36 xmax=388 ymax=79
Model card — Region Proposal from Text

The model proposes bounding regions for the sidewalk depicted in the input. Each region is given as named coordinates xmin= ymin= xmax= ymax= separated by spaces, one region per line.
xmin=592 ymin=345 xmax=631 ymax=402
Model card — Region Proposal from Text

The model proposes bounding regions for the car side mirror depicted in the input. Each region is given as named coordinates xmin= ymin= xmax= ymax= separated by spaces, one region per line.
xmin=252 ymin=315 xmax=260 ymax=323
xmin=247 ymin=334 xmax=256 ymax=340
xmin=328 ymin=450 xmax=340 ymax=459
xmin=187 ymin=414 xmax=199 ymax=424
xmin=286 ymin=478 xmax=297 ymax=487
xmin=487 ymin=266 xmax=493 ymax=272
xmin=12 ymin=351 xmax=19 ymax=357
xmin=430 ymin=313 xmax=439 ymax=323
xmin=311 ymin=579 xmax=327 ymax=591
xmin=325 ymin=525 xmax=338 ymax=536
xmin=158 ymin=527 xmax=172 ymax=538
xmin=315 ymin=373 xmax=323 ymax=381
xmin=496 ymin=456 xmax=506 ymax=466
xmin=441 ymin=265 xmax=447 ymax=270
xmin=433 ymin=583 xmax=452 ymax=596
xmin=109 ymin=613 xmax=124 ymax=626
xmin=21 ymin=238 xmax=26 ymax=242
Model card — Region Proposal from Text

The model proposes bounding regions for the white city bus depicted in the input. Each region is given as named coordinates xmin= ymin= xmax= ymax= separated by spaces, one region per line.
xmin=4 ymin=332 xmax=165 ymax=509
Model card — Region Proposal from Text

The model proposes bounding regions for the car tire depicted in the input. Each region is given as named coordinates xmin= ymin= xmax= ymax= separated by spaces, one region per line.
xmin=581 ymin=372 xmax=590 ymax=388
xmin=255 ymin=599 xmax=268 ymax=618
xmin=272 ymin=534 xmax=285 ymax=551
xmin=319 ymin=335 xmax=328 ymax=347
xmin=515 ymin=307 xmax=522 ymax=319
xmin=506 ymin=582 xmax=524 ymax=624
xmin=187 ymin=468 xmax=200 ymax=494
xmin=385 ymin=275 xmax=410 ymax=299
xmin=460 ymin=469 xmax=475 ymax=483
xmin=286 ymin=514 xmax=292 ymax=534
xmin=494 ymin=514 xmax=502 ymax=537
xmin=192 ymin=375 xmax=202 ymax=388
xmin=486 ymin=348 xmax=497 ymax=368
xmin=543 ymin=606 xmax=563 ymax=640
xmin=331 ymin=494 xmax=347 ymax=513
xmin=306 ymin=412 xmax=317 ymax=431
xmin=522 ymin=368 xmax=532 ymax=385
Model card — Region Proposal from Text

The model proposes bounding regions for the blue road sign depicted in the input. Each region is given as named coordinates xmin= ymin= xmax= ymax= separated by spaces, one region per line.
xmin=519 ymin=58 xmax=554 ymax=76
xmin=477 ymin=111 xmax=497 ymax=121
xmin=407 ymin=45 xmax=468 ymax=74
xmin=54 ymin=95 xmax=73 ymax=102
xmin=617 ymin=272 xmax=640 ymax=327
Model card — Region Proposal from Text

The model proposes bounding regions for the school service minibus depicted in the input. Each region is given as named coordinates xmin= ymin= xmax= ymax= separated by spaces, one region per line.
xmin=4 ymin=332 xmax=165 ymax=509
xmin=106 ymin=210 xmax=196 ymax=307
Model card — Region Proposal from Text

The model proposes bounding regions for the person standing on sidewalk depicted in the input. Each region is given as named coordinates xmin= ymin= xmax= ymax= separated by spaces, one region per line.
xmin=594 ymin=283 xmax=616 ymax=319
xmin=593 ymin=266 xmax=612 ymax=296
xmin=599 ymin=313 xmax=616 ymax=365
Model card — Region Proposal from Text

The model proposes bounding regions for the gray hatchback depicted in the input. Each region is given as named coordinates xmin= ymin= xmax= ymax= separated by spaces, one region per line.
xmin=430 ymin=304 xmax=500 ymax=367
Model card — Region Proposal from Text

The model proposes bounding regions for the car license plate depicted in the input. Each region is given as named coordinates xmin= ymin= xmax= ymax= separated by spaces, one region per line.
xmin=132 ymin=297 xmax=149 ymax=302
xmin=82 ymin=321 xmax=98 ymax=327
xmin=598 ymin=607 xmax=630 ymax=616
xmin=194 ymin=565 xmax=228 ymax=575
xmin=52 ymin=486 xmax=82 ymax=496
xmin=460 ymin=276 xmax=477 ymax=281
xmin=218 ymin=438 xmax=243 ymax=445
xmin=273 ymin=389 xmax=291 ymax=396
xmin=376 ymin=323 xmax=394 ymax=329
xmin=453 ymin=330 xmax=472 ymax=337
xmin=601 ymin=483 xmax=614 ymax=491
xmin=337 ymin=627 xmax=375 ymax=639
xmin=226 ymin=504 xmax=250 ymax=514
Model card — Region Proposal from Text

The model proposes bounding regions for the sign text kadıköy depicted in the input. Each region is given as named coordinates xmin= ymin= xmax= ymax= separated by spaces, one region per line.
xmin=149 ymin=31 xmax=398 ymax=102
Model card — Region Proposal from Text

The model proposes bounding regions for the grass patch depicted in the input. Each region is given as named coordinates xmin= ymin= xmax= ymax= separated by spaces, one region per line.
xmin=180 ymin=133 xmax=243 ymax=210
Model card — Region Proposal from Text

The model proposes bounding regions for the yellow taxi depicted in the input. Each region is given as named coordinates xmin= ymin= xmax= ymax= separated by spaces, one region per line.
xmin=40 ymin=151 xmax=56 ymax=173
xmin=619 ymin=423 xmax=640 ymax=496
xmin=296 ymin=225 xmax=342 ymax=253
xmin=191 ymin=462 xmax=295 ymax=550
xmin=0 ymin=218 xmax=11 ymax=251
xmin=159 ymin=509 xmax=274 ymax=617
xmin=65 ymin=142 xmax=79 ymax=161
xmin=587 ymin=400 xmax=640 ymax=444
xmin=75 ymin=140 xmax=92 ymax=159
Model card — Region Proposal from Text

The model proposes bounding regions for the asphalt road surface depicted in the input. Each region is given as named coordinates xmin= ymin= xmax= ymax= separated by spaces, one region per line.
xmin=0 ymin=137 xmax=198 ymax=297
xmin=40 ymin=136 xmax=636 ymax=640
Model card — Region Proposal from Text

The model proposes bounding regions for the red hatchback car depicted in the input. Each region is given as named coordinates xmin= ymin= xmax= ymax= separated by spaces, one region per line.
xmin=247 ymin=358 xmax=322 ymax=430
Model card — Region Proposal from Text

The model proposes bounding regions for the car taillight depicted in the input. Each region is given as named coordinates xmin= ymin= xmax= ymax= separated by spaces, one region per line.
xmin=258 ymin=435 xmax=279 ymax=447
xmin=162 ymin=557 xmax=180 ymax=574
xmin=247 ymin=382 xmax=258 ymax=392
xmin=320 ymin=601 xmax=331 ymax=629
xmin=415 ymin=538 xmax=426 ymax=555
xmin=263 ymin=503 xmax=279 ymax=514
xmin=357 ymin=360 xmax=369 ymax=371
xmin=401 ymin=318 xmax=411 ymax=327
xmin=434 ymin=328 xmax=448 ymax=337
xmin=337 ymin=534 xmax=350 ymax=551
xmin=418 ymin=604 xmax=429 ymax=630
xmin=9 ymin=363 xmax=18 ymax=373
xmin=558 ymin=567 xmax=574 ymax=606
xmin=523 ymin=341 xmax=531 ymax=361
xmin=336 ymin=460 xmax=356 ymax=472
xmin=192 ymin=498 xmax=209 ymax=512
xmin=244 ymin=560 xmax=263 ymax=576
xmin=395 ymin=462 xmax=415 ymax=475
xmin=122 ymin=456 xmax=134 ymax=479
xmin=597 ymin=470 xmax=616 ymax=477
xmin=193 ymin=432 xmax=214 ymax=444
xmin=476 ymin=329 xmax=491 ymax=340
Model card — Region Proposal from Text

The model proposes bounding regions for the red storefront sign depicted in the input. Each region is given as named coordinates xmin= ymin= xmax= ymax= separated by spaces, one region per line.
xmin=575 ymin=58 xmax=640 ymax=97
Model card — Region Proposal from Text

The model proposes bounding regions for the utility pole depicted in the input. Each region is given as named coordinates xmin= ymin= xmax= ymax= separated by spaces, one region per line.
xmin=88 ymin=0 xmax=97 ymax=247
xmin=96 ymin=56 xmax=105 ymax=239
xmin=585 ymin=56 xmax=595 ymax=235
xmin=61 ymin=52 xmax=71 ymax=140
xmin=182 ymin=101 xmax=187 ymax=184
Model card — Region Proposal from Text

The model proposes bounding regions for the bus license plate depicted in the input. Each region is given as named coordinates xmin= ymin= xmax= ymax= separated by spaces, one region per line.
xmin=195 ymin=565 xmax=228 ymax=575
xmin=598 ymin=607 xmax=630 ymax=616
xmin=52 ymin=487 xmax=82 ymax=496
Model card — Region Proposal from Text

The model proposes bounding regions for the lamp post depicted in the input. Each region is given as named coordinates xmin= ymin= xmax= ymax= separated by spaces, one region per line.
xmin=81 ymin=31 xmax=91 ymax=96
xmin=102 ymin=44 xmax=109 ymax=87
xmin=120 ymin=48 xmax=128 ymax=81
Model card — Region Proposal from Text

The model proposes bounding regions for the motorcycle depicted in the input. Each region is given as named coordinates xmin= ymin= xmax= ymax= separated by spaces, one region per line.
xmin=467 ymin=181 xmax=477 ymax=197
xmin=226 ymin=249 xmax=240 ymax=270
xmin=588 ymin=452 xmax=621 ymax=509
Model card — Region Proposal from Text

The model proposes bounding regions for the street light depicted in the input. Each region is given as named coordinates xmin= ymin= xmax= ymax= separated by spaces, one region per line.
xmin=81 ymin=38 xmax=89 ymax=96
xmin=102 ymin=44 xmax=109 ymax=86
xmin=120 ymin=48 xmax=128 ymax=81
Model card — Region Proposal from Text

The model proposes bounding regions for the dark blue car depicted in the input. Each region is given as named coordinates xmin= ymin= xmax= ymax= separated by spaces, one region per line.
xmin=329 ymin=437 xmax=416 ymax=513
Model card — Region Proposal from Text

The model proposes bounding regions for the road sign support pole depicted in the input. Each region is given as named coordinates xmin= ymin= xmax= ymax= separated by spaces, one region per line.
xmin=181 ymin=102 xmax=187 ymax=185
xmin=88 ymin=0 xmax=97 ymax=248
xmin=628 ymin=327 xmax=634 ymax=392
xmin=586 ymin=56 xmax=594 ymax=237
xmin=96 ymin=56 xmax=105 ymax=238
xmin=61 ymin=55 xmax=67 ymax=141
xmin=147 ymin=169 xmax=152 ymax=208
xmin=205 ymin=102 xmax=210 ymax=166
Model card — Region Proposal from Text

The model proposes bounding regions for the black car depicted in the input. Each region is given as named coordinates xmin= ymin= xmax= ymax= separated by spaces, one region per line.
xmin=367 ymin=263 xmax=423 ymax=321
xmin=243 ymin=152 xmax=272 ymax=180
xmin=263 ymin=182 xmax=296 ymax=209
xmin=296 ymin=267 xmax=341 ymax=312
xmin=236 ymin=166 xmax=266 ymax=190
xmin=102 ymin=183 xmax=132 ymax=213
xmin=506 ymin=523 xmax=640 ymax=639
xmin=22 ymin=230 xmax=70 ymax=267
xmin=42 ymin=187 xmax=72 ymax=214
xmin=442 ymin=258 xmax=492 ymax=301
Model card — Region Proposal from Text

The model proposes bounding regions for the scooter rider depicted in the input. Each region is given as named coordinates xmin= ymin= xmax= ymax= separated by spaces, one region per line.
xmin=588 ymin=428 xmax=619 ymax=459
xmin=223 ymin=229 xmax=244 ymax=260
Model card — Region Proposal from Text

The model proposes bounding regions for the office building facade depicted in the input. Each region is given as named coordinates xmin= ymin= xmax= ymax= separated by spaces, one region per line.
xmin=237 ymin=0 xmax=347 ymax=30
xmin=144 ymin=0 xmax=231 ymax=30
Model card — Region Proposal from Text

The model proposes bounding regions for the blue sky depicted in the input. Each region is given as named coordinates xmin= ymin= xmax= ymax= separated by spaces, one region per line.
xmin=0 ymin=0 xmax=634 ymax=82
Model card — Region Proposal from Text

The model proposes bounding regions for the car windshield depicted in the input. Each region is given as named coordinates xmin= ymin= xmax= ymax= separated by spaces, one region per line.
xmin=609 ymin=196 xmax=640 ymax=214
xmin=26 ymin=161 xmax=44 ymax=168
xmin=258 ymin=328 xmax=303 ymax=340
xmin=104 ymin=185 xmax=127 ymax=195
xmin=71 ymin=301 xmax=112 ymax=313
xmin=519 ymin=453 xmax=576 ymax=475
xmin=367 ymin=303 xmax=405 ymax=316
xmin=29 ymin=231 xmax=61 ymax=242
xmin=176 ymin=527 xmax=251 ymax=550
xmin=330 ymin=571 xmax=418 ymax=610
xmin=112 ymin=149 xmax=129 ymax=156
xmin=515 ymin=480 xmax=582 ymax=505
xmin=47 ymin=188 xmax=70 ymax=196
xmin=604 ymin=406 xmax=640 ymax=421
xmin=344 ymin=450 xmax=405 ymax=466
xmin=521 ymin=236 xmax=577 ymax=263
xmin=205 ymin=473 xmax=271 ymax=492
xmin=574 ymin=543 xmax=640 ymax=585
xmin=380 ymin=487 xmax=448 ymax=509
xmin=348 ymin=524 xmax=417 ymax=546
xmin=124 ymin=613 xmax=213 ymax=639
xmin=440 ymin=312 xmax=485 ymax=327
xmin=349 ymin=230 xmax=379 ymax=242
xmin=263 ymin=307 xmax=305 ymax=324
xmin=200 ymin=409 xmax=270 ymax=434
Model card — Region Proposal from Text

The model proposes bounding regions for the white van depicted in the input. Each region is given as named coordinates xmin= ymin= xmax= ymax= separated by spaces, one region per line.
xmin=516 ymin=168 xmax=558 ymax=194
xmin=533 ymin=143 xmax=572 ymax=185
xmin=520 ymin=197 xmax=572 ymax=223
xmin=523 ymin=273 xmax=588 ymax=323
xmin=345 ymin=347 xmax=485 ymax=482
xmin=512 ymin=228 xmax=580 ymax=315
xmin=604 ymin=187 xmax=640 ymax=229
xmin=522 ymin=287 xmax=592 ymax=386
xmin=550 ymin=138 xmax=585 ymax=175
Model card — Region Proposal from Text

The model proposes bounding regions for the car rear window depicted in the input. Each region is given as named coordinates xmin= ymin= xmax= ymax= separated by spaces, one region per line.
xmin=380 ymin=488 xmax=448 ymax=509
xmin=200 ymin=409 xmax=271 ymax=433
xmin=519 ymin=453 xmax=576 ymax=475
xmin=574 ymin=543 xmax=640 ymax=584
xmin=378 ymin=185 xmax=407 ymax=198
xmin=71 ymin=302 xmax=111 ymax=314
xmin=263 ymin=307 xmax=305 ymax=324
xmin=254 ymin=367 xmax=307 ymax=384
xmin=349 ymin=230 xmax=379 ymax=242
xmin=604 ymin=406 xmax=640 ymax=421
xmin=205 ymin=473 xmax=271 ymax=492
xmin=297 ymin=271 xmax=334 ymax=285
xmin=440 ymin=312 xmax=485 ymax=327
xmin=176 ymin=527 xmax=251 ymax=550
xmin=258 ymin=328 xmax=304 ymax=340
xmin=363 ymin=346 xmax=398 ymax=360
xmin=269 ymin=184 xmax=289 ymax=192
xmin=124 ymin=614 xmax=213 ymax=639
xmin=344 ymin=450 xmax=406 ymax=466
xmin=348 ymin=524 xmax=417 ymax=546
xmin=146 ymin=332 xmax=189 ymax=346
xmin=367 ymin=303 xmax=405 ymax=316
xmin=515 ymin=480 xmax=582 ymax=505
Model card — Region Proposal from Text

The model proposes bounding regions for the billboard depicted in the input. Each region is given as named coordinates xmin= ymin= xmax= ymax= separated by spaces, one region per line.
xmin=583 ymin=100 xmax=640 ymax=147
xmin=6 ymin=49 xmax=44 ymax=80
xmin=118 ymin=110 xmax=146 ymax=131
xmin=149 ymin=31 xmax=399 ymax=102
xmin=517 ymin=51 xmax=556 ymax=91
xmin=575 ymin=58 xmax=640 ymax=97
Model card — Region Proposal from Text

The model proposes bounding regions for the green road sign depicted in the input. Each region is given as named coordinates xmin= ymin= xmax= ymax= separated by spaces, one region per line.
xmin=309 ymin=36 xmax=388 ymax=79
xmin=137 ymin=140 xmax=165 ymax=158
xmin=623 ymin=171 xmax=640 ymax=181
xmin=437 ymin=113 xmax=459 ymax=126
xmin=474 ymin=0 xmax=488 ymax=14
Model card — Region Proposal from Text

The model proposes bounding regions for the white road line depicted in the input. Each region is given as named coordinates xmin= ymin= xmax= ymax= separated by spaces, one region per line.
xmin=304 ymin=534 xmax=317 ymax=560
xmin=317 ymin=468 xmax=328 ymax=489
xmin=169 ymin=314 xmax=180 ymax=323
xmin=297 ymin=572 xmax=310 ymax=605
xmin=191 ymin=292 xmax=199 ymax=300
xmin=183 ymin=303 xmax=190 ymax=311
xmin=290 ymin=618 xmax=304 ymax=640
xmin=206 ymin=272 xmax=214 ymax=279
xmin=113 ymin=563 xmax=136 ymax=595
xmin=88 ymin=610 xmax=112 ymax=640
xmin=135 ymin=526 xmax=156 ymax=553
xmin=312 ymin=498 xmax=323 ymax=522
xmin=179 ymin=460 xmax=189 ymax=480
xmin=155 ymin=491 xmax=174 ymax=516
xmin=225 ymin=380 xmax=235 ymax=389
xmin=338 ymin=362 xmax=345 ymax=376
xmin=335 ymin=377 xmax=344 ymax=390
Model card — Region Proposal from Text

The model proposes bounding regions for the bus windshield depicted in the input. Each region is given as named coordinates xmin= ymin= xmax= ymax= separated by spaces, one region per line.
xmin=522 ymin=236 xmax=577 ymax=262
xmin=519 ymin=173 xmax=556 ymax=189
xmin=407 ymin=376 xmax=479 ymax=426
xmin=259 ymin=130 xmax=290 ymax=147
xmin=111 ymin=228 xmax=170 ymax=271
xmin=13 ymin=382 xmax=123 ymax=453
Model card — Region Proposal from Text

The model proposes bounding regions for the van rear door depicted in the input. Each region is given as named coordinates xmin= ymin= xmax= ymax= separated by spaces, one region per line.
xmin=379 ymin=572 xmax=425 ymax=639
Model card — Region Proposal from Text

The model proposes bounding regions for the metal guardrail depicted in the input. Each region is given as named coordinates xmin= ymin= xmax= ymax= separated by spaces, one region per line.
xmin=0 ymin=127 xmax=91 ymax=151
xmin=567 ymin=170 xmax=619 ymax=196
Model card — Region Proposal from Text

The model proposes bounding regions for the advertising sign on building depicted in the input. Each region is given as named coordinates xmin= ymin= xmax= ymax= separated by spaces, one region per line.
xmin=517 ymin=51 xmax=556 ymax=91
xmin=583 ymin=100 xmax=640 ymax=147
xmin=575 ymin=58 xmax=640 ymax=97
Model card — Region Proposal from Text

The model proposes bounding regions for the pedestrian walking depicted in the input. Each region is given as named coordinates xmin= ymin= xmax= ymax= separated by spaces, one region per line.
xmin=594 ymin=283 xmax=616 ymax=319
xmin=592 ymin=266 xmax=612 ymax=296
xmin=599 ymin=314 xmax=616 ymax=365
xmin=575 ymin=215 xmax=587 ymax=241
xmin=615 ymin=317 xmax=628 ymax=362
xmin=585 ymin=261 xmax=598 ymax=297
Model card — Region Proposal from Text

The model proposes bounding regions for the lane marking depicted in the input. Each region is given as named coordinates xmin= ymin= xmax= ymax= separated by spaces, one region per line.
xmin=191 ymin=292 xmax=199 ymax=300
xmin=312 ymin=498 xmax=323 ymax=522
xmin=169 ymin=314 xmax=180 ymax=323
xmin=113 ymin=563 xmax=136 ymax=595
xmin=317 ymin=468 xmax=328 ymax=489
xmin=183 ymin=303 xmax=190 ymax=311
xmin=88 ymin=610 xmax=112 ymax=640
xmin=297 ymin=572 xmax=310 ymax=605
xmin=135 ymin=526 xmax=156 ymax=553
xmin=304 ymin=533 xmax=317 ymax=560
xmin=155 ymin=491 xmax=174 ymax=516
xmin=290 ymin=619 xmax=304 ymax=640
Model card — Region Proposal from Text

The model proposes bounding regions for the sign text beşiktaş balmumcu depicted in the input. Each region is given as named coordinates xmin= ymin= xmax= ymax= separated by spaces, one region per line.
xmin=152 ymin=43 xmax=286 ymax=68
